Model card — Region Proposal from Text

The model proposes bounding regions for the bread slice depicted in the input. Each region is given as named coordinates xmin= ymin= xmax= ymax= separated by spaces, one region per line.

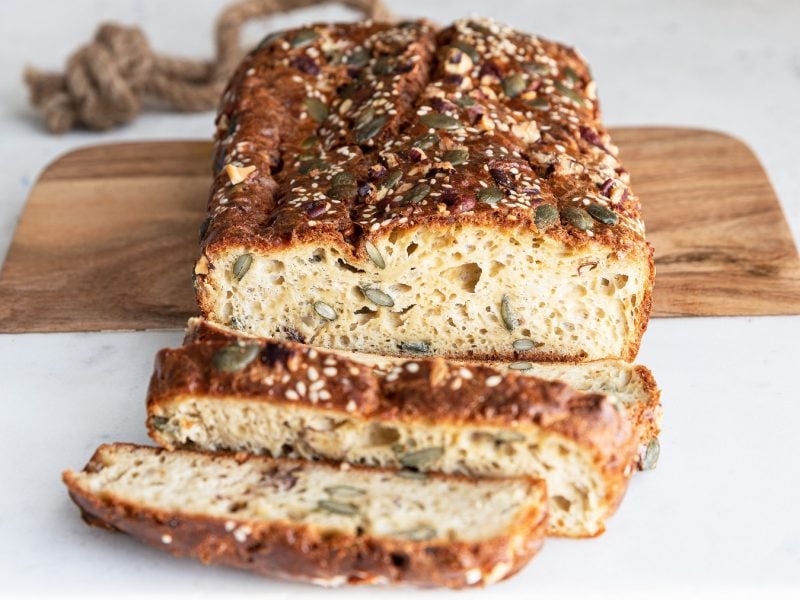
xmin=195 ymin=18 xmax=654 ymax=363
xmin=64 ymin=444 xmax=547 ymax=588
xmin=184 ymin=317 xmax=661 ymax=470
xmin=146 ymin=335 xmax=638 ymax=537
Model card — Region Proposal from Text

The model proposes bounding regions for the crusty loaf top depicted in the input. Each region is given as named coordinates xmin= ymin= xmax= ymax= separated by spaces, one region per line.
xmin=201 ymin=17 xmax=646 ymax=263
xmin=147 ymin=337 xmax=636 ymax=471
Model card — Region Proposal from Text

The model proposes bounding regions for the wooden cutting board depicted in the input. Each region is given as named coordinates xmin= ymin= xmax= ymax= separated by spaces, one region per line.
xmin=1 ymin=127 xmax=799 ymax=333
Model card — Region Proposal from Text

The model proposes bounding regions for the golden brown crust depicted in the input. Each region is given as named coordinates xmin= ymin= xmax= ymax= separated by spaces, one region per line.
xmin=63 ymin=444 xmax=547 ymax=588
xmin=195 ymin=18 xmax=654 ymax=362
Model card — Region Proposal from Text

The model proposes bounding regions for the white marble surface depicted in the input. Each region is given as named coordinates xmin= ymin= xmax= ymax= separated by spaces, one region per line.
xmin=1 ymin=1 xmax=799 ymax=597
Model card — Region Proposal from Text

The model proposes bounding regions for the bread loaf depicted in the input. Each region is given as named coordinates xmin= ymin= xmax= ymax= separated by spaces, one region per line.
xmin=195 ymin=18 xmax=654 ymax=362
xmin=147 ymin=334 xmax=638 ymax=536
xmin=64 ymin=443 xmax=547 ymax=588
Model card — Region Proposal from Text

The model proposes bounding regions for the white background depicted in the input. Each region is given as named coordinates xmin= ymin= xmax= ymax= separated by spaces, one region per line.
xmin=1 ymin=1 xmax=798 ymax=598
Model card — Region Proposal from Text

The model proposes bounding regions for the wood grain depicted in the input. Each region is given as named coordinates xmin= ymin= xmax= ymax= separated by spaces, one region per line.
xmin=0 ymin=128 xmax=798 ymax=333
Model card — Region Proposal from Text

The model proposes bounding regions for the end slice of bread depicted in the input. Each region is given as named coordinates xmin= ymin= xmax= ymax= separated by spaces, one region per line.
xmin=147 ymin=333 xmax=638 ymax=537
xmin=64 ymin=444 xmax=547 ymax=588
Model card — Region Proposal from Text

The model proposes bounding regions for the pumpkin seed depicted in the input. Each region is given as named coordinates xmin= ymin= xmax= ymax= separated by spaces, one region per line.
xmin=524 ymin=97 xmax=550 ymax=111
xmin=365 ymin=241 xmax=385 ymax=269
xmin=256 ymin=31 xmax=283 ymax=50
xmin=555 ymin=81 xmax=587 ymax=106
xmin=313 ymin=301 xmax=337 ymax=321
xmin=317 ymin=500 xmax=359 ymax=515
xmin=477 ymin=186 xmax=504 ymax=204
xmin=327 ymin=184 xmax=358 ymax=200
xmin=450 ymin=41 xmax=479 ymax=63
xmin=331 ymin=171 xmax=356 ymax=187
xmin=299 ymin=158 xmax=329 ymax=175
xmin=500 ymin=294 xmax=519 ymax=331
xmin=419 ymin=113 xmax=461 ymax=130
xmin=509 ymin=361 xmax=532 ymax=371
xmin=400 ymin=447 xmax=444 ymax=469
xmin=382 ymin=168 xmax=403 ymax=189
xmin=561 ymin=206 xmax=593 ymax=231
xmin=356 ymin=115 xmax=388 ymax=144
xmin=455 ymin=96 xmax=476 ymax=108
xmin=395 ymin=469 xmax=429 ymax=480
xmin=324 ymin=485 xmax=366 ymax=498
xmin=443 ymin=148 xmax=469 ymax=165
xmin=494 ymin=430 xmax=526 ymax=443
xmin=641 ymin=439 xmax=660 ymax=471
xmin=290 ymin=29 xmax=318 ymax=48
xmin=399 ymin=341 xmax=431 ymax=354
xmin=411 ymin=133 xmax=439 ymax=150
xmin=396 ymin=525 xmax=436 ymax=541
xmin=150 ymin=416 xmax=169 ymax=431
xmin=587 ymin=202 xmax=619 ymax=225
xmin=404 ymin=183 xmax=431 ymax=204
xmin=233 ymin=254 xmax=252 ymax=281
xmin=534 ymin=204 xmax=559 ymax=230
xmin=300 ymin=135 xmax=319 ymax=149
xmin=212 ymin=343 xmax=260 ymax=373
xmin=522 ymin=61 xmax=550 ymax=75
xmin=563 ymin=66 xmax=579 ymax=86
xmin=346 ymin=48 xmax=370 ymax=68
xmin=363 ymin=287 xmax=394 ymax=307
xmin=304 ymin=97 xmax=328 ymax=122
xmin=502 ymin=73 xmax=527 ymax=98
xmin=372 ymin=56 xmax=393 ymax=75
xmin=512 ymin=338 xmax=535 ymax=351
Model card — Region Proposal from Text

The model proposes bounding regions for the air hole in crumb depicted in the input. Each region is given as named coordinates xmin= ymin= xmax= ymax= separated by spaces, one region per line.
xmin=552 ymin=496 xmax=572 ymax=511
xmin=229 ymin=501 xmax=248 ymax=513
xmin=336 ymin=259 xmax=365 ymax=274
xmin=390 ymin=553 xmax=409 ymax=569
xmin=406 ymin=242 xmax=419 ymax=256
xmin=440 ymin=262 xmax=482 ymax=293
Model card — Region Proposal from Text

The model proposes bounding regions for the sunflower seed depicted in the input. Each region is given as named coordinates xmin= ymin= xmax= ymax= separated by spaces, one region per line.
xmin=324 ymin=485 xmax=366 ymax=498
xmin=502 ymin=73 xmax=527 ymax=98
xmin=420 ymin=113 xmax=461 ymax=130
xmin=640 ymin=439 xmax=660 ymax=471
xmin=365 ymin=241 xmax=385 ymax=269
xmin=524 ymin=97 xmax=550 ymax=111
xmin=512 ymin=338 xmax=535 ymax=351
xmin=561 ymin=206 xmax=593 ymax=231
xmin=395 ymin=469 xmax=429 ymax=480
xmin=382 ymin=168 xmax=403 ymax=189
xmin=356 ymin=115 xmax=388 ymax=144
xmin=443 ymin=148 xmax=469 ymax=165
xmin=500 ymin=294 xmax=519 ymax=331
xmin=494 ymin=430 xmax=526 ymax=443
xmin=317 ymin=500 xmax=359 ymax=515
xmin=555 ymin=81 xmax=587 ymax=106
xmin=411 ymin=133 xmax=440 ymax=149
xmin=212 ymin=343 xmax=260 ymax=373
xmin=290 ymin=29 xmax=318 ymax=48
xmin=396 ymin=525 xmax=436 ymax=541
xmin=363 ymin=287 xmax=394 ymax=307
xmin=400 ymin=447 xmax=444 ymax=469
xmin=331 ymin=171 xmax=356 ymax=186
xmin=534 ymin=204 xmax=559 ymax=230
xmin=313 ymin=301 xmax=337 ymax=321
xmin=304 ymin=97 xmax=328 ymax=122
xmin=233 ymin=254 xmax=252 ymax=281
xmin=404 ymin=183 xmax=431 ymax=204
xmin=509 ymin=361 xmax=533 ymax=371
xmin=399 ymin=341 xmax=431 ymax=354
xmin=450 ymin=41 xmax=479 ymax=63
xmin=477 ymin=186 xmax=504 ymax=204
xmin=587 ymin=203 xmax=619 ymax=225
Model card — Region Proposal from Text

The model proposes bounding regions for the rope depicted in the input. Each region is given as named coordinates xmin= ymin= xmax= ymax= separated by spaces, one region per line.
xmin=23 ymin=0 xmax=391 ymax=133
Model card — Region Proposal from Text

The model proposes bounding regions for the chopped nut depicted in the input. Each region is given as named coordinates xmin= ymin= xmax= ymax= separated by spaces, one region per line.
xmin=224 ymin=164 xmax=256 ymax=185
xmin=512 ymin=121 xmax=541 ymax=144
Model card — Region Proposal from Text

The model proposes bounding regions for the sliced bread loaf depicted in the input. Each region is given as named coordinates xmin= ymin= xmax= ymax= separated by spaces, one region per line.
xmin=147 ymin=335 xmax=638 ymax=537
xmin=184 ymin=317 xmax=661 ymax=470
xmin=64 ymin=443 xmax=547 ymax=588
